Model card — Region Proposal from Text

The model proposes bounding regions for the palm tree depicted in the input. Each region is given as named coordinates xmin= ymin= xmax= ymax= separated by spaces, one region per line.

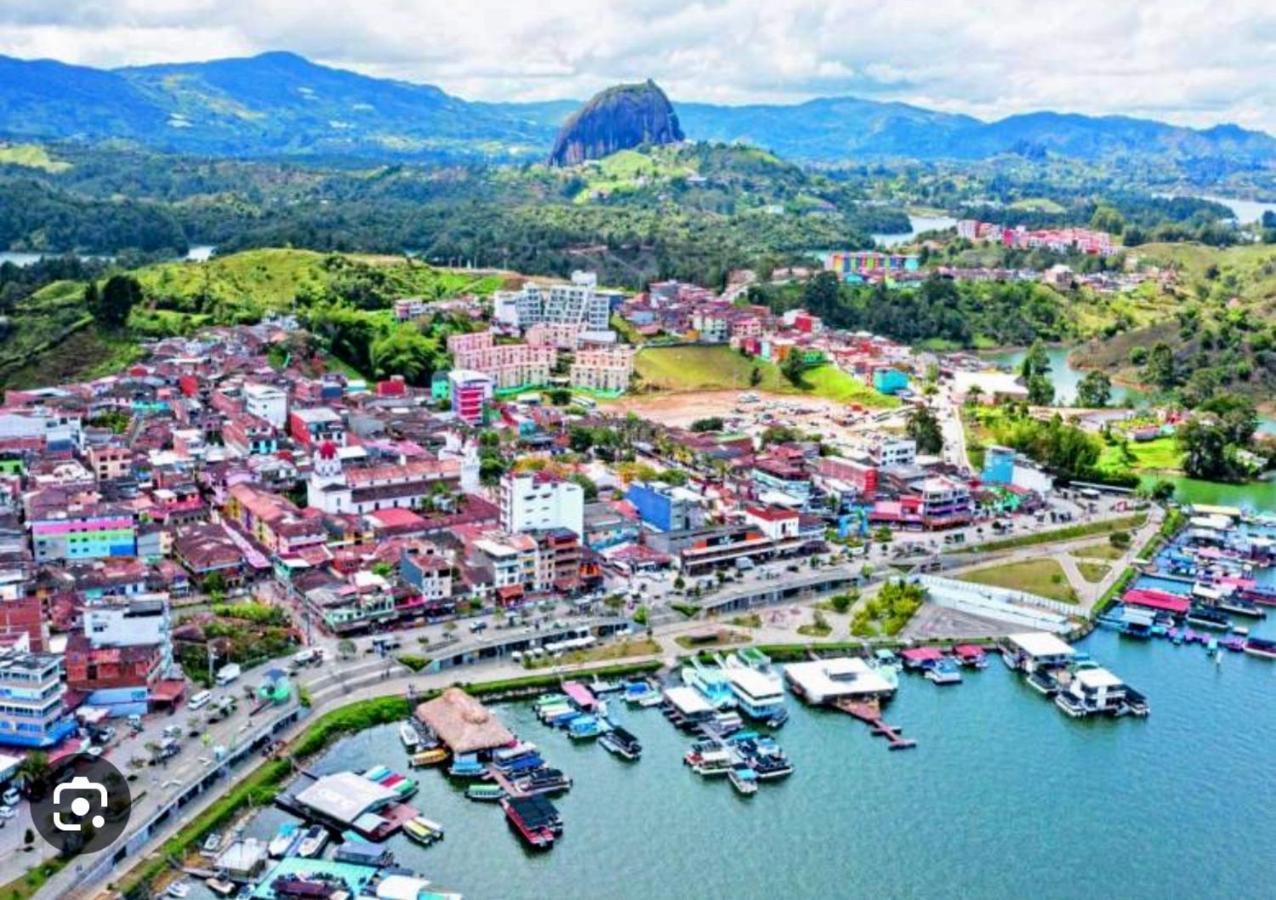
xmin=17 ymin=751 xmax=49 ymax=793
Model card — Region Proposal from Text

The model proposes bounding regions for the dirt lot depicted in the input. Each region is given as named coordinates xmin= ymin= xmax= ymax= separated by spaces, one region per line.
xmin=611 ymin=389 xmax=907 ymax=447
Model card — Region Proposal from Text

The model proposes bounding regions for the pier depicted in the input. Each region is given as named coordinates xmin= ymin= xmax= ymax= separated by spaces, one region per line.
xmin=832 ymin=698 xmax=916 ymax=751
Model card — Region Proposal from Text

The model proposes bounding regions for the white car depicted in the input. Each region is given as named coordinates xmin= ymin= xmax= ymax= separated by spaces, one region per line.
xmin=1 ymin=788 xmax=19 ymax=806
xmin=0 ymin=806 xmax=15 ymax=819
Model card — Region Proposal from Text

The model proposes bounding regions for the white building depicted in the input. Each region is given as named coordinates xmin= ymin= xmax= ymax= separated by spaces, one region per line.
xmin=307 ymin=444 xmax=461 ymax=515
xmin=743 ymin=506 xmax=799 ymax=541
xmin=243 ymin=383 xmax=288 ymax=429
xmin=875 ymin=437 xmax=916 ymax=468
xmin=783 ymin=657 xmax=896 ymax=705
xmin=492 ymin=271 xmax=614 ymax=336
xmin=499 ymin=471 xmax=584 ymax=537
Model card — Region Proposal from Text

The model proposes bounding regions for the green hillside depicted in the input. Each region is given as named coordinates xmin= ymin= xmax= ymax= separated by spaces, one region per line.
xmin=0 ymin=249 xmax=511 ymax=388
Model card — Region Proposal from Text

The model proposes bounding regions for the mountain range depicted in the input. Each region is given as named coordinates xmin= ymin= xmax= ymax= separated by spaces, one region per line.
xmin=2 ymin=51 xmax=1274 ymax=167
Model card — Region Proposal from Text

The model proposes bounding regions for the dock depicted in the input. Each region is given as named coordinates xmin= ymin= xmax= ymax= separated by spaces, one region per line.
xmin=832 ymin=698 xmax=917 ymax=751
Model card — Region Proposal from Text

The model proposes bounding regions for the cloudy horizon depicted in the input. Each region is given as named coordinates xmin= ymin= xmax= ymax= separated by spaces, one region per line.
xmin=2 ymin=0 xmax=1273 ymax=132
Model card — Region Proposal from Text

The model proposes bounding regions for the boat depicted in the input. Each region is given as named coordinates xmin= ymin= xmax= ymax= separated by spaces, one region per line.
xmin=513 ymin=767 xmax=573 ymax=795
xmin=501 ymin=797 xmax=556 ymax=849
xmin=587 ymin=676 xmax=623 ymax=695
xmin=398 ymin=722 xmax=421 ymax=750
xmin=205 ymin=877 xmax=236 ymax=897
xmin=409 ymin=747 xmax=449 ymax=768
xmin=598 ymin=725 xmax=642 ymax=761
xmin=447 ymin=754 xmax=487 ymax=778
xmin=953 ymin=645 xmax=988 ymax=668
xmin=1025 ymin=671 xmax=1058 ymax=696
xmin=728 ymin=764 xmax=759 ymax=796
xmin=622 ymin=680 xmax=660 ymax=706
xmin=566 ymin=715 xmax=602 ymax=740
xmin=295 ymin=825 xmax=328 ymax=859
xmin=403 ymin=816 xmax=444 ymax=846
xmin=765 ymin=708 xmax=789 ymax=730
xmin=201 ymin=832 xmax=223 ymax=856
xmin=1243 ymin=636 xmax=1276 ymax=659
xmin=167 ymin=882 xmax=192 ymax=899
xmin=268 ymin=822 xmax=300 ymax=857
xmin=686 ymin=746 xmax=733 ymax=776
xmin=924 ymin=659 xmax=963 ymax=685
xmin=465 ymin=784 xmax=506 ymax=802
xmin=1186 ymin=606 xmax=1232 ymax=631
xmin=712 ymin=711 xmax=744 ymax=734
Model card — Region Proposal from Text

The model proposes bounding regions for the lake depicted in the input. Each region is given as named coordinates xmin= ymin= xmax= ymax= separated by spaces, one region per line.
xmin=233 ymin=614 xmax=1276 ymax=900
xmin=983 ymin=345 xmax=1145 ymax=407
xmin=873 ymin=214 xmax=958 ymax=248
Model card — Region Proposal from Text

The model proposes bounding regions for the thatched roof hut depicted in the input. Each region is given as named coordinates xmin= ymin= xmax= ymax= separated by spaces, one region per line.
xmin=415 ymin=687 xmax=513 ymax=755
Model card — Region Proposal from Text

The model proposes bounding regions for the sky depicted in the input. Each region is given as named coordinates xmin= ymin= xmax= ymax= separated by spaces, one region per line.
xmin=2 ymin=0 xmax=1275 ymax=131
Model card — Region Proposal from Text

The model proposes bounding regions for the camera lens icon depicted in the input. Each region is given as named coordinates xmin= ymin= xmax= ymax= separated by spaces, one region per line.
xmin=53 ymin=776 xmax=108 ymax=831
xmin=31 ymin=754 xmax=131 ymax=856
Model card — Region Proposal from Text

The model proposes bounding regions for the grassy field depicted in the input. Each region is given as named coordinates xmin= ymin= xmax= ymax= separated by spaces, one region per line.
xmin=958 ymin=558 xmax=1079 ymax=602
xmin=634 ymin=345 xmax=897 ymax=408
xmin=0 ymin=142 xmax=71 ymax=172
xmin=1071 ymin=542 xmax=1125 ymax=561
xmin=1076 ymin=562 xmax=1110 ymax=583
xmin=965 ymin=514 xmax=1147 ymax=553
xmin=1096 ymin=436 xmax=1182 ymax=476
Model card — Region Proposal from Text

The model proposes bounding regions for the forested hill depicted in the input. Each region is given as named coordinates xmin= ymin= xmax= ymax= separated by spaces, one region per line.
xmin=1 ymin=51 xmax=1273 ymax=171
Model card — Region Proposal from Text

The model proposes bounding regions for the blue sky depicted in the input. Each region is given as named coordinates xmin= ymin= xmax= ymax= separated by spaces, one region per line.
xmin=2 ymin=0 xmax=1273 ymax=132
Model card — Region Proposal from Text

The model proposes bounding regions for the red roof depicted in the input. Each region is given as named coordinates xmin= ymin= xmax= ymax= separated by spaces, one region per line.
xmin=900 ymin=647 xmax=943 ymax=662
xmin=370 ymin=507 xmax=426 ymax=528
xmin=1122 ymin=588 xmax=1190 ymax=615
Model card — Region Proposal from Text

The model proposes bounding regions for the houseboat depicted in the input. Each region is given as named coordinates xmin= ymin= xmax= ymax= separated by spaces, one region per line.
xmin=1186 ymin=605 xmax=1232 ymax=631
xmin=446 ymin=754 xmax=487 ymax=779
xmin=680 ymin=660 xmax=737 ymax=709
xmin=501 ymin=796 xmax=557 ymax=849
xmin=623 ymin=680 xmax=661 ymax=707
xmin=783 ymin=657 xmax=897 ymax=706
xmin=724 ymin=664 xmax=786 ymax=722
xmin=1000 ymin=632 xmax=1076 ymax=675
xmin=662 ymin=685 xmax=717 ymax=732
xmin=1054 ymin=666 xmax=1149 ymax=718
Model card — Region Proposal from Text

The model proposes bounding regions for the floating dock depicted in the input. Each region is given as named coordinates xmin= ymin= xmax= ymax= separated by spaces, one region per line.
xmin=832 ymin=698 xmax=916 ymax=751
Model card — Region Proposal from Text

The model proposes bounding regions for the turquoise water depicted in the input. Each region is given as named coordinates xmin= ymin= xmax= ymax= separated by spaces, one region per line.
xmin=984 ymin=346 xmax=1145 ymax=407
xmin=873 ymin=214 xmax=958 ymax=248
xmin=251 ymin=620 xmax=1276 ymax=900
xmin=1144 ymin=475 xmax=1276 ymax=511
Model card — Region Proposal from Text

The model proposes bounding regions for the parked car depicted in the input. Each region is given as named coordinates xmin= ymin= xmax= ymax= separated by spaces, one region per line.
xmin=2 ymin=788 xmax=20 ymax=806
xmin=0 ymin=805 xmax=15 ymax=819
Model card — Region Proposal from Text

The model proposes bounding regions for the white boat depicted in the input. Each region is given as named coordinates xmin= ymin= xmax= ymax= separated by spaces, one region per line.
xmin=296 ymin=825 xmax=328 ymax=858
xmin=728 ymin=764 xmax=759 ymax=796
xmin=167 ymin=882 xmax=191 ymax=899
xmin=206 ymin=877 xmax=236 ymax=897
xmin=268 ymin=822 xmax=299 ymax=857
xmin=399 ymin=722 xmax=421 ymax=750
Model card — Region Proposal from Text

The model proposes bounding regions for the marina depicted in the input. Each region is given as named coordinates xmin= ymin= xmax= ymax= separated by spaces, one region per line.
xmin=214 ymin=619 xmax=1276 ymax=900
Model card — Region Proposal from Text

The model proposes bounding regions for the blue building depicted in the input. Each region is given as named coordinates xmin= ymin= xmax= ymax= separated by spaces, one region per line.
xmin=625 ymin=482 xmax=705 ymax=533
xmin=873 ymin=368 xmax=910 ymax=395
xmin=982 ymin=445 xmax=1016 ymax=485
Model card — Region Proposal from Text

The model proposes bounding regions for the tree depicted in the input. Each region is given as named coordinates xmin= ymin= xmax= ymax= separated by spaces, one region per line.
xmin=1027 ymin=374 xmax=1055 ymax=406
xmin=690 ymin=417 xmax=724 ymax=432
xmin=964 ymin=384 xmax=984 ymax=407
xmin=1143 ymin=342 xmax=1177 ymax=391
xmin=1076 ymin=370 xmax=1112 ymax=408
xmin=906 ymin=406 xmax=944 ymax=454
xmin=96 ymin=274 xmax=142 ymax=327
xmin=749 ymin=366 xmax=763 ymax=387
xmin=1020 ymin=340 xmax=1052 ymax=381
xmin=370 ymin=328 xmax=437 ymax=384
xmin=1179 ymin=417 xmax=1233 ymax=480
xmin=781 ymin=350 xmax=808 ymax=386
xmin=337 ymin=639 xmax=356 ymax=660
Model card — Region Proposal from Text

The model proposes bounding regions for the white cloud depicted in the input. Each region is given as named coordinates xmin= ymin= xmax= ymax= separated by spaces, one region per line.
xmin=1 ymin=0 xmax=1274 ymax=131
